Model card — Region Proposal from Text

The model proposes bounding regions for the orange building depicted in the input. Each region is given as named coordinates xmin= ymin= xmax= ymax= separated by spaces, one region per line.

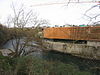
xmin=43 ymin=26 xmax=100 ymax=41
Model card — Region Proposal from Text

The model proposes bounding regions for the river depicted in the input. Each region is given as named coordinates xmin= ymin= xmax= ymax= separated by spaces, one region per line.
xmin=3 ymin=39 xmax=100 ymax=75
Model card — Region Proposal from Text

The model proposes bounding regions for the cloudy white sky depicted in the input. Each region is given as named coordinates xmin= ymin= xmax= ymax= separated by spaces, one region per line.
xmin=0 ymin=0 xmax=100 ymax=27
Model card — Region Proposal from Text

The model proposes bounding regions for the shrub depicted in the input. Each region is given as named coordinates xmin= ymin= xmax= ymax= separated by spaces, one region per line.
xmin=0 ymin=55 xmax=93 ymax=75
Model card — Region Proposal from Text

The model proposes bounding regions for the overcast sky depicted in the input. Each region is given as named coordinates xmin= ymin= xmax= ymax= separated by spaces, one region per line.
xmin=0 ymin=0 xmax=100 ymax=27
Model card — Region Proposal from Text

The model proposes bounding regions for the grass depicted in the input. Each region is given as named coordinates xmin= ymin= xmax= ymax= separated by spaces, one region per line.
xmin=0 ymin=55 xmax=94 ymax=75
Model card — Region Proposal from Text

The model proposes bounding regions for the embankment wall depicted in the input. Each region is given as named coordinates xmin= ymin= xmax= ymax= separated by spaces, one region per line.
xmin=44 ymin=40 xmax=100 ymax=60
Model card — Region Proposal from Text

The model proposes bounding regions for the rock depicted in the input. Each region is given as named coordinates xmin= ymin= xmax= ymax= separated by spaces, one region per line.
xmin=0 ymin=49 xmax=13 ymax=56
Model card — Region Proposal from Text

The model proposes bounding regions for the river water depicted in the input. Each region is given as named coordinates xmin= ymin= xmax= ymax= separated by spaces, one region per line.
xmin=3 ymin=39 xmax=100 ymax=75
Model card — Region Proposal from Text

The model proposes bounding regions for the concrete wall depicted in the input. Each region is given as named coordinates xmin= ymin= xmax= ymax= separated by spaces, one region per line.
xmin=44 ymin=41 xmax=100 ymax=60
xmin=87 ymin=41 xmax=100 ymax=47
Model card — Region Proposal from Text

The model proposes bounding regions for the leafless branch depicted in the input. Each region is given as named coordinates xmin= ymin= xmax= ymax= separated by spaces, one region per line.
xmin=84 ymin=5 xmax=98 ymax=15
xmin=7 ymin=3 xmax=49 ymax=57
xmin=84 ymin=3 xmax=100 ymax=25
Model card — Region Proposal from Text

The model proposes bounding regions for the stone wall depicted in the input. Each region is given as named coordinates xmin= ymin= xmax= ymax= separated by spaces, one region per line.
xmin=44 ymin=40 xmax=100 ymax=60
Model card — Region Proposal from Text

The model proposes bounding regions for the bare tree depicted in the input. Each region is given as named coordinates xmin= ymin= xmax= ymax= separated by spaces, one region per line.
xmin=7 ymin=4 xmax=49 ymax=57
